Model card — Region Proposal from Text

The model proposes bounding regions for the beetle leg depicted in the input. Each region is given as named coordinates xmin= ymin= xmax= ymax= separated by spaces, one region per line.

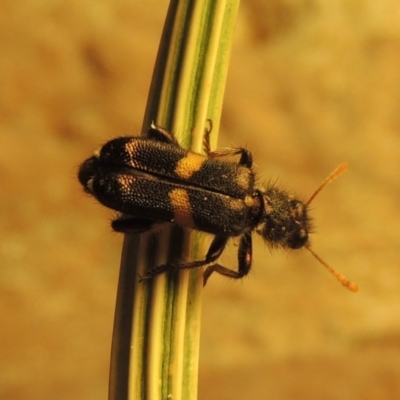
xmin=203 ymin=125 xmax=253 ymax=168
xmin=147 ymin=122 xmax=179 ymax=145
xmin=139 ymin=234 xmax=229 ymax=281
xmin=140 ymin=233 xmax=253 ymax=285
xmin=111 ymin=217 xmax=161 ymax=234
xmin=203 ymin=232 xmax=252 ymax=284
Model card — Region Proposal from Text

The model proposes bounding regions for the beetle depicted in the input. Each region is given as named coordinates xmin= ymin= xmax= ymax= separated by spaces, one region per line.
xmin=78 ymin=122 xmax=358 ymax=291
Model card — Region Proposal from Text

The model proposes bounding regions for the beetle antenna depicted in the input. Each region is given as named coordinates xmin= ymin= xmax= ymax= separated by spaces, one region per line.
xmin=304 ymin=162 xmax=358 ymax=292
xmin=305 ymin=244 xmax=358 ymax=292
xmin=306 ymin=162 xmax=348 ymax=206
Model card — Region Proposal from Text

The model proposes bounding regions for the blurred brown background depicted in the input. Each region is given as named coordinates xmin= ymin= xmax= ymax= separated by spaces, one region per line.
xmin=1 ymin=0 xmax=400 ymax=399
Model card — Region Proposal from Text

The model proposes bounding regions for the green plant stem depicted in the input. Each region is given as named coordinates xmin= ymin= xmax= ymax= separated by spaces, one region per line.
xmin=108 ymin=1 xmax=240 ymax=399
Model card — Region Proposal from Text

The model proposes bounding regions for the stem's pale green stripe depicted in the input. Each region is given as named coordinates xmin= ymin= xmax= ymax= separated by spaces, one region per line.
xmin=109 ymin=1 xmax=240 ymax=399
xmin=157 ymin=1 xmax=191 ymax=126
xmin=187 ymin=1 xmax=224 ymax=151
xmin=146 ymin=241 xmax=169 ymax=400
xmin=206 ymin=1 xmax=240 ymax=149
xmin=129 ymin=237 xmax=154 ymax=400
xmin=171 ymin=1 xmax=212 ymax=137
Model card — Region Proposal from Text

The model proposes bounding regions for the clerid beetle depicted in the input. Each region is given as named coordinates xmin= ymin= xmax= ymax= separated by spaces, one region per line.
xmin=78 ymin=123 xmax=358 ymax=292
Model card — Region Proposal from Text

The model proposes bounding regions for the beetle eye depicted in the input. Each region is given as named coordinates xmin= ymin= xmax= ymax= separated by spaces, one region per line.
xmin=287 ymin=229 xmax=308 ymax=249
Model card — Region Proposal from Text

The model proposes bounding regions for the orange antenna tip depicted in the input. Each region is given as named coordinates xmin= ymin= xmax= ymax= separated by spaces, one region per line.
xmin=305 ymin=245 xmax=358 ymax=293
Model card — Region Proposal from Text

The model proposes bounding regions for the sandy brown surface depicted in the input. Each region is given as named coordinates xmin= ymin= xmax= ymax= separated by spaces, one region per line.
xmin=1 ymin=1 xmax=400 ymax=399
